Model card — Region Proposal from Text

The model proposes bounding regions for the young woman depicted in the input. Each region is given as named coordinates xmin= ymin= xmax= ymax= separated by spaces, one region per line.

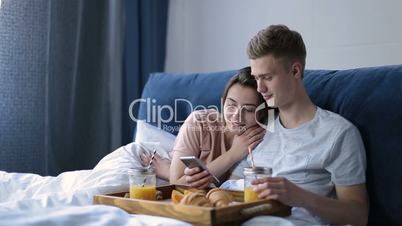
xmin=169 ymin=67 xmax=267 ymax=188
xmin=140 ymin=67 xmax=267 ymax=187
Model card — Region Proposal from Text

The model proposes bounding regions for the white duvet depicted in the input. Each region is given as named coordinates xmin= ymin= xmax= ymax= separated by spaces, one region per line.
xmin=0 ymin=142 xmax=152 ymax=211
xmin=0 ymin=142 xmax=191 ymax=226
xmin=0 ymin=120 xmax=323 ymax=226
xmin=0 ymin=205 xmax=190 ymax=226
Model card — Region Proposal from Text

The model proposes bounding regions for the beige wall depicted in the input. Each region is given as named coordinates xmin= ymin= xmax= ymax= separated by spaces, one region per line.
xmin=165 ymin=0 xmax=402 ymax=73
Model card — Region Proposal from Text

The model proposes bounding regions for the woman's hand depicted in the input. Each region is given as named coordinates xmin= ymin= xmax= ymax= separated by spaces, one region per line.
xmin=140 ymin=152 xmax=171 ymax=181
xmin=251 ymin=177 xmax=307 ymax=207
xmin=183 ymin=166 xmax=213 ymax=189
xmin=229 ymin=125 xmax=265 ymax=161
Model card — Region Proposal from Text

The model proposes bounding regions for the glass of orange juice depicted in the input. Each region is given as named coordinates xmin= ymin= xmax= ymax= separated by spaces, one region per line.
xmin=128 ymin=167 xmax=156 ymax=200
xmin=243 ymin=167 xmax=272 ymax=203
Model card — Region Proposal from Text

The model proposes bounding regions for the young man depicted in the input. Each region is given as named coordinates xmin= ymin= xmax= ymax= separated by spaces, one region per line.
xmin=232 ymin=25 xmax=369 ymax=226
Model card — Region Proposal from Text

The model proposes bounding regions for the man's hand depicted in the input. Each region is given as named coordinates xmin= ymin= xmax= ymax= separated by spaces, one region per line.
xmin=229 ymin=125 xmax=265 ymax=161
xmin=252 ymin=176 xmax=307 ymax=207
xmin=252 ymin=177 xmax=369 ymax=226
xmin=184 ymin=166 xmax=213 ymax=189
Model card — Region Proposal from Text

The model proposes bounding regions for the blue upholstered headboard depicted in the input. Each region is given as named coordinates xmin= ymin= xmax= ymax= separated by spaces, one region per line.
xmin=138 ymin=65 xmax=402 ymax=225
xmin=137 ymin=70 xmax=237 ymax=135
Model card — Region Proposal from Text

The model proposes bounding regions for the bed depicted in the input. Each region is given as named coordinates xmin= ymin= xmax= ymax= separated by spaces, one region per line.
xmin=2 ymin=65 xmax=401 ymax=225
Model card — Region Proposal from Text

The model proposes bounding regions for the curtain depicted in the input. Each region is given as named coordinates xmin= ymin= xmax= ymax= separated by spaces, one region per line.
xmin=0 ymin=0 xmax=50 ymax=175
xmin=45 ymin=0 xmax=125 ymax=175
xmin=122 ymin=0 xmax=169 ymax=144
xmin=0 ymin=0 xmax=168 ymax=176
xmin=0 ymin=0 xmax=124 ymax=175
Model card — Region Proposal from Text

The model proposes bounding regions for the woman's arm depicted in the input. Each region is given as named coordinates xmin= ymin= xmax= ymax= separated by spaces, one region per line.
xmin=140 ymin=152 xmax=171 ymax=181
xmin=169 ymin=150 xmax=200 ymax=185
xmin=169 ymin=149 xmax=240 ymax=188
xmin=169 ymin=148 xmax=242 ymax=188
xmin=169 ymin=112 xmax=204 ymax=185
xmin=206 ymin=125 xmax=264 ymax=178
xmin=170 ymin=125 xmax=265 ymax=187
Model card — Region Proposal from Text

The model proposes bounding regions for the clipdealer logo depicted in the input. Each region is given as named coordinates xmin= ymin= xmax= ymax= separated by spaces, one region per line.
xmin=255 ymin=103 xmax=275 ymax=133
xmin=128 ymin=98 xmax=223 ymax=130
xmin=128 ymin=98 xmax=275 ymax=132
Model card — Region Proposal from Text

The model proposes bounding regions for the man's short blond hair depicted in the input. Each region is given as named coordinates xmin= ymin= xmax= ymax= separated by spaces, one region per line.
xmin=247 ymin=25 xmax=306 ymax=72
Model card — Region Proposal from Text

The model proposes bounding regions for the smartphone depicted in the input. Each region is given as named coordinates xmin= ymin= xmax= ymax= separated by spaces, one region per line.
xmin=179 ymin=156 xmax=220 ymax=186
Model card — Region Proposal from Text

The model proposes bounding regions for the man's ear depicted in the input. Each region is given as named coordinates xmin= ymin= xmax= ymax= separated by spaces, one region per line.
xmin=292 ymin=62 xmax=303 ymax=79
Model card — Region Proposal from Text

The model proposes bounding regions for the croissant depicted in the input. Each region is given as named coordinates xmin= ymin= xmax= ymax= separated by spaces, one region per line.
xmin=206 ymin=188 xmax=233 ymax=207
xmin=180 ymin=192 xmax=213 ymax=207
xmin=183 ymin=188 xmax=206 ymax=195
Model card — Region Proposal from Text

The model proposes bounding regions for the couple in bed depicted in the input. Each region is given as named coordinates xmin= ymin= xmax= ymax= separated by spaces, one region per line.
xmin=140 ymin=25 xmax=368 ymax=226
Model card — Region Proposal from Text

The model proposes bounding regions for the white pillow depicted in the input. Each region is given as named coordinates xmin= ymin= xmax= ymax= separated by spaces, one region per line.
xmin=135 ymin=120 xmax=176 ymax=158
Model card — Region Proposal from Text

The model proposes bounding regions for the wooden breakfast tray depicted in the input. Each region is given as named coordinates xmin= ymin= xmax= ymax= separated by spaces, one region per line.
xmin=93 ymin=184 xmax=290 ymax=226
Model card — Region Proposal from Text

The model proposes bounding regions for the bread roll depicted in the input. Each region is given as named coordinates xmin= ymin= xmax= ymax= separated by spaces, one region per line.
xmin=206 ymin=188 xmax=233 ymax=207
xmin=179 ymin=192 xmax=212 ymax=207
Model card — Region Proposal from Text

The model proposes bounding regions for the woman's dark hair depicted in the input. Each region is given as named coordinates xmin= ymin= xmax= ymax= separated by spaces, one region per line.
xmin=221 ymin=66 xmax=268 ymax=124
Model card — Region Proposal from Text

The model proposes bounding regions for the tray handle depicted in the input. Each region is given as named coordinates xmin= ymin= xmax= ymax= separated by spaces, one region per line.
xmin=240 ymin=203 xmax=272 ymax=217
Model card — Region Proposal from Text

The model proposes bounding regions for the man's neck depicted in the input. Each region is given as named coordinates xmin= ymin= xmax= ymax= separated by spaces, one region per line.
xmin=278 ymin=94 xmax=317 ymax=129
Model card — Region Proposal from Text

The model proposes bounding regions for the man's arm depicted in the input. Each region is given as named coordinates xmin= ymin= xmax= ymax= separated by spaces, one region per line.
xmin=253 ymin=177 xmax=369 ymax=226
xmin=303 ymin=183 xmax=368 ymax=226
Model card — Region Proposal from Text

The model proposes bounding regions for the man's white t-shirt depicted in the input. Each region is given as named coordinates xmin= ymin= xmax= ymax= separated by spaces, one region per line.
xmin=232 ymin=106 xmax=367 ymax=198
